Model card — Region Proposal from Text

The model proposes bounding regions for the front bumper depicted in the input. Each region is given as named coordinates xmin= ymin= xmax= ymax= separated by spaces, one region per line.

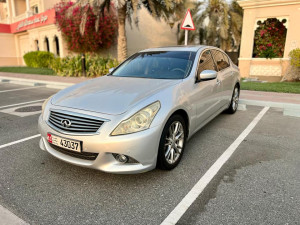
xmin=38 ymin=115 xmax=163 ymax=174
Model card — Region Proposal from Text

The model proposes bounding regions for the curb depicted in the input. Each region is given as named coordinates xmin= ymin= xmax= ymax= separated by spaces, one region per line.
xmin=239 ymin=99 xmax=300 ymax=109
xmin=0 ymin=204 xmax=28 ymax=225
xmin=239 ymin=99 xmax=300 ymax=117
xmin=0 ymin=76 xmax=74 ymax=89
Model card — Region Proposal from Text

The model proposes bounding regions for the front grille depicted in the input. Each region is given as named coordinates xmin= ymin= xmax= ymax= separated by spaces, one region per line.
xmin=48 ymin=110 xmax=104 ymax=134
xmin=49 ymin=143 xmax=98 ymax=161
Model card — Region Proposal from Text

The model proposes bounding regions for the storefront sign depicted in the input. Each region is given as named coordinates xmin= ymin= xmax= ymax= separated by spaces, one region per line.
xmin=9 ymin=9 xmax=55 ymax=33
xmin=16 ymin=15 xmax=48 ymax=31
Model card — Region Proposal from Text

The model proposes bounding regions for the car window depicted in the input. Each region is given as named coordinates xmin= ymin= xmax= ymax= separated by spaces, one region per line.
xmin=211 ymin=50 xmax=230 ymax=71
xmin=197 ymin=50 xmax=217 ymax=76
xmin=111 ymin=51 xmax=196 ymax=79
xmin=221 ymin=52 xmax=230 ymax=68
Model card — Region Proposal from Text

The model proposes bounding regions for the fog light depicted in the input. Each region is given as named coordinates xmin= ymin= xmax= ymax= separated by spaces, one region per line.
xmin=115 ymin=154 xmax=129 ymax=163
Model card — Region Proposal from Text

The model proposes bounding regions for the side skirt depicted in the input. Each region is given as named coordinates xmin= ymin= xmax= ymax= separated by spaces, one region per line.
xmin=187 ymin=105 xmax=228 ymax=140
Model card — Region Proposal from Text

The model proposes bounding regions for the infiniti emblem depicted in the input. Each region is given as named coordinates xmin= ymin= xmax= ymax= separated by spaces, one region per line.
xmin=61 ymin=119 xmax=72 ymax=128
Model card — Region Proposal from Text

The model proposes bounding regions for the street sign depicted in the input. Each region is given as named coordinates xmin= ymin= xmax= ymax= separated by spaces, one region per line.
xmin=180 ymin=9 xmax=195 ymax=31
xmin=180 ymin=9 xmax=195 ymax=45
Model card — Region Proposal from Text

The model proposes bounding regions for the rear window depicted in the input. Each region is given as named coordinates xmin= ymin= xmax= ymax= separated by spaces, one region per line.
xmin=211 ymin=50 xmax=230 ymax=71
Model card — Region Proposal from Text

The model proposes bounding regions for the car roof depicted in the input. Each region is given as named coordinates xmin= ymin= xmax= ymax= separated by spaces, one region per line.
xmin=140 ymin=45 xmax=208 ymax=53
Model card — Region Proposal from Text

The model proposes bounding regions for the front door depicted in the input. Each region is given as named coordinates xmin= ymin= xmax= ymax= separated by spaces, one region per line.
xmin=18 ymin=33 xmax=30 ymax=65
xmin=194 ymin=50 xmax=222 ymax=127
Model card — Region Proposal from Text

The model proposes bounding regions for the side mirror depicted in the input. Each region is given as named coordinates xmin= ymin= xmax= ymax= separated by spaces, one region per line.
xmin=198 ymin=70 xmax=217 ymax=81
xmin=109 ymin=67 xmax=115 ymax=73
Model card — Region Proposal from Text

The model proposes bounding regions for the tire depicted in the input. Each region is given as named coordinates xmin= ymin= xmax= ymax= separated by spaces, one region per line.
xmin=157 ymin=115 xmax=187 ymax=170
xmin=226 ymin=84 xmax=240 ymax=114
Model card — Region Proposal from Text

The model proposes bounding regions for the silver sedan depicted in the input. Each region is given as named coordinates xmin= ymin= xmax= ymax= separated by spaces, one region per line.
xmin=38 ymin=46 xmax=240 ymax=174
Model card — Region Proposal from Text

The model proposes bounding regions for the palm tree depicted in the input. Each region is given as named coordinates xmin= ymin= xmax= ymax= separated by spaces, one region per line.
xmin=177 ymin=2 xmax=205 ymax=45
xmin=179 ymin=0 xmax=243 ymax=52
xmin=229 ymin=0 xmax=243 ymax=50
xmin=69 ymin=0 xmax=186 ymax=62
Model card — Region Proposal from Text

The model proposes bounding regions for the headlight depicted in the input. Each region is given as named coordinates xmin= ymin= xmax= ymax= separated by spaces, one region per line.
xmin=111 ymin=101 xmax=161 ymax=136
xmin=42 ymin=95 xmax=53 ymax=116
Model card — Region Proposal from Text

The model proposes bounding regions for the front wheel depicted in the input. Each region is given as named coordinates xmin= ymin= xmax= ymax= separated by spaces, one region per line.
xmin=226 ymin=85 xmax=240 ymax=114
xmin=157 ymin=115 xmax=187 ymax=170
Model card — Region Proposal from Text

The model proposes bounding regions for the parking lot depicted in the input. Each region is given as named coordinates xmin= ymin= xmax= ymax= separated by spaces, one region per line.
xmin=0 ymin=82 xmax=299 ymax=225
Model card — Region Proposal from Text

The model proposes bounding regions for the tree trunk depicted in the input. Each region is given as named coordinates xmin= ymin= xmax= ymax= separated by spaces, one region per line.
xmin=117 ymin=5 xmax=127 ymax=62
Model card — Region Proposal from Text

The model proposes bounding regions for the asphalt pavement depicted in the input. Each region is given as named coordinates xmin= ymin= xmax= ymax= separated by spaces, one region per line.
xmin=0 ymin=83 xmax=299 ymax=225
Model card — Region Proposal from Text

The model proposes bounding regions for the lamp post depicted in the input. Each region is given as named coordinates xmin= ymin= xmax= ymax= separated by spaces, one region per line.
xmin=81 ymin=53 xmax=86 ymax=77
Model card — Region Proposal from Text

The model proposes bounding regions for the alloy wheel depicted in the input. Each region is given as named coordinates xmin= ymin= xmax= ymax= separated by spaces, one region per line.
xmin=232 ymin=87 xmax=239 ymax=111
xmin=164 ymin=121 xmax=185 ymax=164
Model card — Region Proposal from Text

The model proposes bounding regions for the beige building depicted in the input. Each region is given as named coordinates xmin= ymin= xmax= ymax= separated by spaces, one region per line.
xmin=237 ymin=0 xmax=300 ymax=81
xmin=0 ymin=0 xmax=178 ymax=66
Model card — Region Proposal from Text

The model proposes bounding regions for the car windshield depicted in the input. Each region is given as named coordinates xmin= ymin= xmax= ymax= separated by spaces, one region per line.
xmin=111 ymin=51 xmax=196 ymax=79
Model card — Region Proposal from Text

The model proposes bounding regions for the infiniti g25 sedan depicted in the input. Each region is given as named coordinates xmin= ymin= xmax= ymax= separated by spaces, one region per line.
xmin=38 ymin=46 xmax=240 ymax=174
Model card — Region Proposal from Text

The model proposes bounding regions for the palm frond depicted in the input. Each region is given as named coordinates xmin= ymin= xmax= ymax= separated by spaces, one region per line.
xmin=67 ymin=0 xmax=113 ymax=35
xmin=66 ymin=0 xmax=190 ymax=43
xmin=180 ymin=0 xmax=243 ymax=51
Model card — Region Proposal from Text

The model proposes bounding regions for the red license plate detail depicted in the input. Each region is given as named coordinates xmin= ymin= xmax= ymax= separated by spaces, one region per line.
xmin=46 ymin=133 xmax=82 ymax=152
xmin=47 ymin=133 xmax=52 ymax=143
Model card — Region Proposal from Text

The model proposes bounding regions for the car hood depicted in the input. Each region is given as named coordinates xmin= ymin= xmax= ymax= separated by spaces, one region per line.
xmin=51 ymin=76 xmax=181 ymax=115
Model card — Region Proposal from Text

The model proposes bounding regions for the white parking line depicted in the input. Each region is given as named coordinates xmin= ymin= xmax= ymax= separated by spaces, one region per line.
xmin=0 ymin=204 xmax=28 ymax=225
xmin=0 ymin=86 xmax=42 ymax=93
xmin=0 ymin=103 xmax=42 ymax=117
xmin=0 ymin=134 xmax=41 ymax=150
xmin=0 ymin=99 xmax=46 ymax=110
xmin=161 ymin=106 xmax=270 ymax=225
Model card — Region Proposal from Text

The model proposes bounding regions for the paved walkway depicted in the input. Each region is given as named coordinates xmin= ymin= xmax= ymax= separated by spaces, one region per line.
xmin=0 ymin=72 xmax=89 ymax=84
xmin=240 ymin=90 xmax=300 ymax=105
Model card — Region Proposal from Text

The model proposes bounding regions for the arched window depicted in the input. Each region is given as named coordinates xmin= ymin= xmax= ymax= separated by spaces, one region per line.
xmin=54 ymin=36 xmax=60 ymax=56
xmin=44 ymin=37 xmax=50 ymax=52
xmin=253 ymin=18 xmax=287 ymax=58
xmin=35 ymin=40 xmax=39 ymax=51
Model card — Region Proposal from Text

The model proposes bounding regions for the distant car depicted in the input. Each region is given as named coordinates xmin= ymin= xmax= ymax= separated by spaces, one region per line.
xmin=38 ymin=46 xmax=240 ymax=174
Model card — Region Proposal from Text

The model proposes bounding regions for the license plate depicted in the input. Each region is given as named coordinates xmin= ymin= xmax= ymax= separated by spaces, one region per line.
xmin=47 ymin=133 xmax=82 ymax=152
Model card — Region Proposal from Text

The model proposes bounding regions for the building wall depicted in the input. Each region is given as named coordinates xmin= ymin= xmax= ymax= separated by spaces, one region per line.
xmin=0 ymin=33 xmax=19 ymax=66
xmin=0 ymin=3 xmax=8 ymax=21
xmin=30 ymin=0 xmax=40 ymax=7
xmin=42 ymin=0 xmax=61 ymax=11
xmin=238 ymin=0 xmax=300 ymax=79
xmin=6 ymin=0 xmax=13 ymax=22
xmin=17 ymin=32 xmax=30 ymax=64
xmin=15 ymin=0 xmax=26 ymax=16
xmin=27 ymin=24 xmax=67 ymax=56
xmin=98 ymin=7 xmax=178 ymax=59
xmin=14 ymin=25 xmax=67 ymax=65
xmin=126 ymin=7 xmax=177 ymax=56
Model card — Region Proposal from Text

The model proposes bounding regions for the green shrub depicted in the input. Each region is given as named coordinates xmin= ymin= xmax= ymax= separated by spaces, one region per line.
xmin=85 ymin=54 xmax=119 ymax=77
xmin=23 ymin=51 xmax=55 ymax=68
xmin=289 ymin=48 xmax=300 ymax=68
xmin=282 ymin=48 xmax=300 ymax=81
xmin=50 ymin=54 xmax=119 ymax=77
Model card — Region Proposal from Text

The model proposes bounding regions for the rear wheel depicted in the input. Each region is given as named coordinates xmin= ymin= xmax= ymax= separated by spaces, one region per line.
xmin=226 ymin=85 xmax=240 ymax=114
xmin=157 ymin=115 xmax=187 ymax=170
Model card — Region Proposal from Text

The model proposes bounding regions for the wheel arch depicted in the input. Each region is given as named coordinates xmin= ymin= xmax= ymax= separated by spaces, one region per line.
xmin=169 ymin=109 xmax=190 ymax=138
xmin=235 ymin=81 xmax=240 ymax=90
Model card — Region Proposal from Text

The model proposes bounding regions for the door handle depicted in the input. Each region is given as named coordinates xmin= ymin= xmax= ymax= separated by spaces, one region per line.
xmin=216 ymin=79 xmax=221 ymax=86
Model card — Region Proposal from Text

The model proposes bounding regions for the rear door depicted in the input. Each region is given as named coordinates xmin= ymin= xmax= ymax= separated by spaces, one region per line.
xmin=210 ymin=50 xmax=233 ymax=107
